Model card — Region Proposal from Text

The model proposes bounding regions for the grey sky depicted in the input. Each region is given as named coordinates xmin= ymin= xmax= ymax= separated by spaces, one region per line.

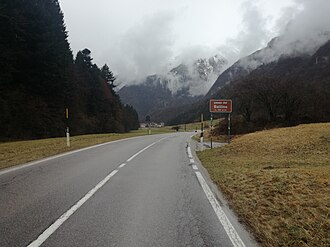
xmin=59 ymin=0 xmax=322 ymax=83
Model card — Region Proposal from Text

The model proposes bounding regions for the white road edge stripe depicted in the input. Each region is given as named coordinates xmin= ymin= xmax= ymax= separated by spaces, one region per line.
xmin=118 ymin=163 xmax=126 ymax=169
xmin=195 ymin=171 xmax=246 ymax=247
xmin=189 ymin=158 xmax=195 ymax=164
xmin=192 ymin=164 xmax=198 ymax=170
xmin=0 ymin=135 xmax=158 ymax=176
xmin=187 ymin=146 xmax=193 ymax=158
xmin=27 ymin=137 xmax=168 ymax=247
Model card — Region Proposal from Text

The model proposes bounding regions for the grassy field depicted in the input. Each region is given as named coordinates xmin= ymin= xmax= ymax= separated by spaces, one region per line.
xmin=197 ymin=123 xmax=330 ymax=247
xmin=0 ymin=128 xmax=173 ymax=170
xmin=174 ymin=118 xmax=222 ymax=132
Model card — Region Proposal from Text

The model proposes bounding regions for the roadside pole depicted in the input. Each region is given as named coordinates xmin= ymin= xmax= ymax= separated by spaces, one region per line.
xmin=65 ymin=108 xmax=70 ymax=147
xmin=200 ymin=113 xmax=204 ymax=145
xmin=210 ymin=114 xmax=213 ymax=149
xmin=228 ymin=113 xmax=231 ymax=144
xmin=145 ymin=115 xmax=151 ymax=135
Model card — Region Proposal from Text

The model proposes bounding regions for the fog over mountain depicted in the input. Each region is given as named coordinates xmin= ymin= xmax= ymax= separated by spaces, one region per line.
xmin=60 ymin=0 xmax=330 ymax=95
xmin=116 ymin=0 xmax=330 ymax=94
xmin=114 ymin=1 xmax=271 ymax=91
xmin=237 ymin=0 xmax=330 ymax=70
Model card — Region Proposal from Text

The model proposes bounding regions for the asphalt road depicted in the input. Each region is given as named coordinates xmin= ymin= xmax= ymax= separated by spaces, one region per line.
xmin=0 ymin=133 xmax=255 ymax=247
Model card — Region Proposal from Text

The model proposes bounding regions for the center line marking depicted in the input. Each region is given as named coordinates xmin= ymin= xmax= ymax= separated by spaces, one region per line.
xmin=27 ymin=169 xmax=118 ymax=247
xmin=126 ymin=137 xmax=167 ymax=162
xmin=27 ymin=137 xmax=168 ymax=247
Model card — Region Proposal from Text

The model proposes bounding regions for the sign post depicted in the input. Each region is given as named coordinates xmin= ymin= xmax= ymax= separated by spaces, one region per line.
xmin=145 ymin=115 xmax=151 ymax=135
xmin=200 ymin=113 xmax=204 ymax=145
xmin=210 ymin=99 xmax=232 ymax=144
xmin=210 ymin=114 xmax=213 ymax=149
xmin=65 ymin=108 xmax=70 ymax=147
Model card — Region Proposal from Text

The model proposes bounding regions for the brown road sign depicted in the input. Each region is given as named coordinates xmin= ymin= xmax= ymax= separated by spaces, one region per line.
xmin=210 ymin=99 xmax=232 ymax=113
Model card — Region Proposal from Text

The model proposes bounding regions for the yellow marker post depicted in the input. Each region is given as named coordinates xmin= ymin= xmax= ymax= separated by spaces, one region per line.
xmin=200 ymin=113 xmax=204 ymax=145
xmin=65 ymin=108 xmax=70 ymax=147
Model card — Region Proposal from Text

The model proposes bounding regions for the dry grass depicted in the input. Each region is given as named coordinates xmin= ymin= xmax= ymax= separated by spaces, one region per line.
xmin=0 ymin=128 xmax=173 ymax=170
xmin=173 ymin=118 xmax=223 ymax=132
xmin=197 ymin=123 xmax=330 ymax=247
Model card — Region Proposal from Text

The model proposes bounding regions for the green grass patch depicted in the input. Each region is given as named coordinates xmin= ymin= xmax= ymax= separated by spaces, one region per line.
xmin=197 ymin=123 xmax=330 ymax=247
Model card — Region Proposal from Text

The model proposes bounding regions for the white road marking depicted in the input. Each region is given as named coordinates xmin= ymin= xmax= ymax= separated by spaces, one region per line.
xmin=192 ymin=164 xmax=198 ymax=170
xmin=195 ymin=171 xmax=246 ymax=247
xmin=126 ymin=137 xmax=167 ymax=162
xmin=27 ymin=169 xmax=119 ymax=247
xmin=118 ymin=163 xmax=126 ymax=169
xmin=0 ymin=135 xmax=159 ymax=176
xmin=187 ymin=146 xmax=193 ymax=158
xmin=27 ymin=137 xmax=167 ymax=247
xmin=189 ymin=158 xmax=195 ymax=164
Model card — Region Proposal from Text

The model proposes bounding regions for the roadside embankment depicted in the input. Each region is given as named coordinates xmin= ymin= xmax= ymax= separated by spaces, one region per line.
xmin=197 ymin=123 xmax=330 ymax=247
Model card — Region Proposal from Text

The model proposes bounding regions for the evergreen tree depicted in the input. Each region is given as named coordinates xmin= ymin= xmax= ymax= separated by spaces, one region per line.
xmin=101 ymin=64 xmax=116 ymax=89
xmin=0 ymin=1 xmax=139 ymax=139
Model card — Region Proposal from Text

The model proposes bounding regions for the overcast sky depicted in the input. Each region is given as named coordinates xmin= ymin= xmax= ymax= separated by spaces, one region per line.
xmin=59 ymin=0 xmax=299 ymax=82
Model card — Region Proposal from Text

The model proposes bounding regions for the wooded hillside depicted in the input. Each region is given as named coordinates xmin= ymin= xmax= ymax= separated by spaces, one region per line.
xmin=0 ymin=0 xmax=139 ymax=140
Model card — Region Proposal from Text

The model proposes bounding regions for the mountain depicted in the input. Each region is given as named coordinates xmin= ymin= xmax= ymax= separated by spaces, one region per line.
xmin=118 ymin=55 xmax=227 ymax=122
xmin=169 ymin=38 xmax=330 ymax=126
xmin=207 ymin=35 xmax=330 ymax=97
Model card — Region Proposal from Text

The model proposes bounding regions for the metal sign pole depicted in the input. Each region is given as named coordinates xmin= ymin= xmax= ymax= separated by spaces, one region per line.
xmin=228 ymin=113 xmax=231 ymax=144
xmin=210 ymin=114 xmax=213 ymax=149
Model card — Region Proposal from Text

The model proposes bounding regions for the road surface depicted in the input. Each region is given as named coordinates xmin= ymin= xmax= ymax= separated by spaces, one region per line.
xmin=0 ymin=133 xmax=255 ymax=246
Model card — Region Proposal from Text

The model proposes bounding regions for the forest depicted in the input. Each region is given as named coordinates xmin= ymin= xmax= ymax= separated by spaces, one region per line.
xmin=0 ymin=0 xmax=140 ymax=140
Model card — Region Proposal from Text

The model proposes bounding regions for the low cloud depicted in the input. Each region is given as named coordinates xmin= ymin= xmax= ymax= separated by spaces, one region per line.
xmin=110 ymin=11 xmax=175 ymax=83
xmin=217 ymin=1 xmax=271 ymax=66
xmin=113 ymin=0 xmax=330 ymax=94
xmin=238 ymin=0 xmax=330 ymax=69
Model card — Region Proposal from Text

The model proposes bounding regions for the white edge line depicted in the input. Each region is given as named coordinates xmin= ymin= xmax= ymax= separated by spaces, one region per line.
xmin=195 ymin=171 xmax=246 ymax=247
xmin=0 ymin=135 xmax=169 ymax=176
xmin=27 ymin=169 xmax=119 ymax=247
xmin=192 ymin=164 xmax=198 ymax=170
xmin=27 ymin=137 xmax=168 ymax=247
xmin=187 ymin=147 xmax=193 ymax=158
xmin=118 ymin=163 xmax=126 ymax=169
xmin=189 ymin=158 xmax=195 ymax=164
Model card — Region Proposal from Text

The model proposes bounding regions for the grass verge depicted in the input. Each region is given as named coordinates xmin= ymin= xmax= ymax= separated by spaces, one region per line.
xmin=0 ymin=128 xmax=173 ymax=170
xmin=197 ymin=123 xmax=330 ymax=247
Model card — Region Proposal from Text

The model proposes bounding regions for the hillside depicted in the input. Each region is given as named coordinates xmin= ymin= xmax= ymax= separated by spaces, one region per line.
xmin=118 ymin=75 xmax=202 ymax=122
xmin=197 ymin=123 xmax=330 ymax=246
xmin=169 ymin=39 xmax=330 ymax=126
xmin=118 ymin=55 xmax=227 ymax=122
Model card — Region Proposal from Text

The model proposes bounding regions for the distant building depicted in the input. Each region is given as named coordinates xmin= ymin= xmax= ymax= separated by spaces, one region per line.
xmin=140 ymin=122 xmax=165 ymax=128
